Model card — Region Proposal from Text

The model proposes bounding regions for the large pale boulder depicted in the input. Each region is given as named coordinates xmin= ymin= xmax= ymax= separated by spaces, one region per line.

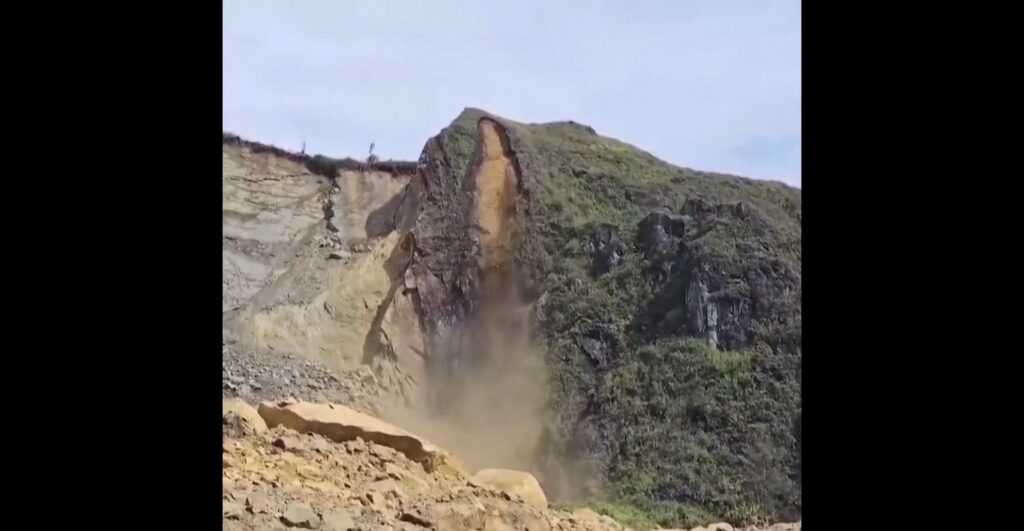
xmin=469 ymin=468 xmax=548 ymax=511
xmin=572 ymin=508 xmax=602 ymax=520
xmin=223 ymin=398 xmax=267 ymax=435
xmin=257 ymin=399 xmax=463 ymax=475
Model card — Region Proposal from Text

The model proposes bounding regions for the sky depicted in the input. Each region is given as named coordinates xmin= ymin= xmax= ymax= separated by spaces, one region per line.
xmin=223 ymin=0 xmax=801 ymax=187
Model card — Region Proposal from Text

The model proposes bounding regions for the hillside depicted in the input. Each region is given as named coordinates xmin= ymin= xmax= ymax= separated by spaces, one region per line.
xmin=222 ymin=109 xmax=801 ymax=529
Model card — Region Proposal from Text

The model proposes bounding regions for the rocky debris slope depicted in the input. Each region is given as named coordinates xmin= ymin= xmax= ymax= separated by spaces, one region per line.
xmin=223 ymin=398 xmax=593 ymax=531
xmin=223 ymin=335 xmax=384 ymax=415
xmin=223 ymin=398 xmax=800 ymax=531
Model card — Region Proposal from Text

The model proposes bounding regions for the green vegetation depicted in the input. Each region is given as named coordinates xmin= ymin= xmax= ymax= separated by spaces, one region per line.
xmin=438 ymin=109 xmax=801 ymax=527
xmin=601 ymin=339 xmax=799 ymax=524
xmin=557 ymin=499 xmax=716 ymax=530
xmin=307 ymin=154 xmax=341 ymax=178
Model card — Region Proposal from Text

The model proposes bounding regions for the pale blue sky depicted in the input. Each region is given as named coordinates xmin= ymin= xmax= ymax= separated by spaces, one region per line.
xmin=224 ymin=0 xmax=801 ymax=187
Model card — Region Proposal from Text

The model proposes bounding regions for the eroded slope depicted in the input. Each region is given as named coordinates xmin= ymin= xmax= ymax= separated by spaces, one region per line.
xmin=222 ymin=138 xmax=422 ymax=407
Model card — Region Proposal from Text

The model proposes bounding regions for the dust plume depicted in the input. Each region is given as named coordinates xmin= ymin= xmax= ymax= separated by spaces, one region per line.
xmin=380 ymin=315 xmax=550 ymax=474
xmin=377 ymin=298 xmax=600 ymax=503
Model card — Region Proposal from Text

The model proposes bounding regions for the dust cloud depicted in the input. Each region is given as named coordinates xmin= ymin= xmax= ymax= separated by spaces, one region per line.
xmin=380 ymin=302 xmax=549 ymax=470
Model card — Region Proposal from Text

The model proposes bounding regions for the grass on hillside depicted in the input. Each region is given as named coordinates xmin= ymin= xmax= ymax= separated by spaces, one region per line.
xmin=435 ymin=109 xmax=801 ymax=528
xmin=555 ymin=498 xmax=716 ymax=531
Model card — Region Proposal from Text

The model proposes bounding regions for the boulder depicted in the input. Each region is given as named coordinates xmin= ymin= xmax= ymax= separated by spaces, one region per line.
xmin=638 ymin=210 xmax=686 ymax=257
xmin=245 ymin=493 xmax=273 ymax=515
xmin=469 ymin=468 xmax=547 ymax=511
xmin=222 ymin=501 xmax=245 ymax=519
xmin=572 ymin=508 xmax=602 ymax=522
xmin=223 ymin=398 xmax=267 ymax=435
xmin=257 ymin=399 xmax=463 ymax=475
xmin=427 ymin=501 xmax=488 ymax=531
xmin=576 ymin=322 xmax=621 ymax=370
xmin=281 ymin=503 xmax=320 ymax=528
xmin=399 ymin=510 xmax=434 ymax=528
xmin=587 ymin=223 xmax=628 ymax=274
xmin=322 ymin=510 xmax=356 ymax=531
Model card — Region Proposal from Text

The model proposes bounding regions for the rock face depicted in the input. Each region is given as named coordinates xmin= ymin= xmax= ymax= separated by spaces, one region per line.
xmin=470 ymin=468 xmax=548 ymax=511
xmin=586 ymin=224 xmax=628 ymax=275
xmin=222 ymin=136 xmax=420 ymax=382
xmin=640 ymin=197 xmax=801 ymax=353
xmin=222 ymin=144 xmax=331 ymax=313
xmin=399 ymin=117 xmax=538 ymax=353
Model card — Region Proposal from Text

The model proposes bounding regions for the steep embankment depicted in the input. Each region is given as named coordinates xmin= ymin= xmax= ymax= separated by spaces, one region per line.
xmin=222 ymin=109 xmax=801 ymax=528
xmin=222 ymin=135 xmax=421 ymax=411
